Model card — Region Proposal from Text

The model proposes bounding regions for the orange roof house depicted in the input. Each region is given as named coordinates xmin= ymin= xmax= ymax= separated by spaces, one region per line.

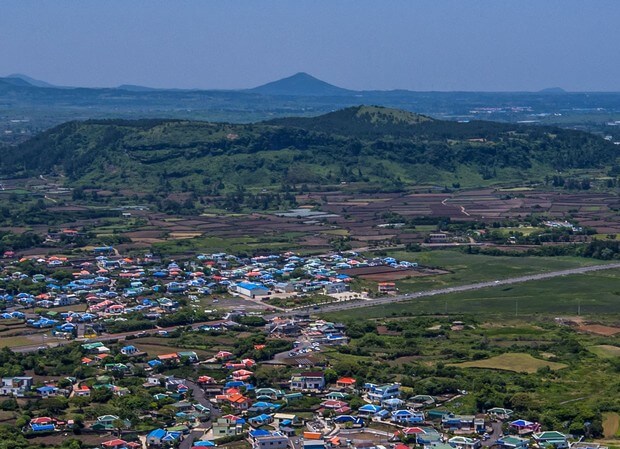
xmin=336 ymin=377 xmax=356 ymax=388
xmin=157 ymin=353 xmax=180 ymax=362
xmin=304 ymin=432 xmax=323 ymax=440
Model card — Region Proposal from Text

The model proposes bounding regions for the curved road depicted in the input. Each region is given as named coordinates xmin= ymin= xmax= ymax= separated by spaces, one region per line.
xmin=12 ymin=320 xmax=222 ymax=353
xmin=270 ymin=262 xmax=620 ymax=318
xmin=178 ymin=379 xmax=221 ymax=449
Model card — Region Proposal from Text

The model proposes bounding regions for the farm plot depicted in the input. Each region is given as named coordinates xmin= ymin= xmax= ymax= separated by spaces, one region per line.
xmin=339 ymin=265 xmax=448 ymax=281
xmin=602 ymin=412 xmax=620 ymax=438
xmin=578 ymin=324 xmax=620 ymax=336
xmin=305 ymin=188 xmax=620 ymax=247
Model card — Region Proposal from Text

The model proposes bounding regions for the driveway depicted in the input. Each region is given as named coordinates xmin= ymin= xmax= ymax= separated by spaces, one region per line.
xmin=482 ymin=420 xmax=504 ymax=447
xmin=186 ymin=379 xmax=221 ymax=419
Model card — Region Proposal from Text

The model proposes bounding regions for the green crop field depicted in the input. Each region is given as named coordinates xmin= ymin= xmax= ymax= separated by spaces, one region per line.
xmin=589 ymin=345 xmax=620 ymax=358
xmin=325 ymin=269 xmax=620 ymax=320
xmin=493 ymin=226 xmax=545 ymax=236
xmin=380 ymin=249 xmax=611 ymax=294
xmin=151 ymin=233 xmax=306 ymax=255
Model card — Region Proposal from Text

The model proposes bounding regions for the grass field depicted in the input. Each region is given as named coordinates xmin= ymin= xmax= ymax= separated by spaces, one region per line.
xmin=493 ymin=226 xmax=544 ymax=236
xmin=132 ymin=332 xmax=242 ymax=358
xmin=46 ymin=304 xmax=88 ymax=313
xmin=449 ymin=352 xmax=568 ymax=373
xmin=152 ymin=234 xmax=305 ymax=255
xmin=603 ymin=412 xmax=620 ymax=438
xmin=135 ymin=343 xmax=214 ymax=360
xmin=382 ymin=250 xmax=611 ymax=294
xmin=0 ymin=335 xmax=43 ymax=348
xmin=133 ymin=341 xmax=214 ymax=359
xmin=589 ymin=345 xmax=620 ymax=358
xmin=593 ymin=234 xmax=620 ymax=241
xmin=325 ymin=269 xmax=620 ymax=320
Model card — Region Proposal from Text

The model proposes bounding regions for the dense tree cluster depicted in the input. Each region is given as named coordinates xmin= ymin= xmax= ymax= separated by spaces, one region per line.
xmin=1 ymin=107 xmax=617 ymax=198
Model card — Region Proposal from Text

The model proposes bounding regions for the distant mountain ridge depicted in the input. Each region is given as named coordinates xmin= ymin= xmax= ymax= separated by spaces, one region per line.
xmin=2 ymin=72 xmax=620 ymax=149
xmin=0 ymin=72 xmax=593 ymax=95
xmin=249 ymin=72 xmax=355 ymax=96
xmin=6 ymin=73 xmax=59 ymax=88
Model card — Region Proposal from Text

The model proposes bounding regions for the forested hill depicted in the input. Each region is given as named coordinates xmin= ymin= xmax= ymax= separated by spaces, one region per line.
xmin=266 ymin=105 xmax=434 ymax=137
xmin=0 ymin=106 xmax=617 ymax=192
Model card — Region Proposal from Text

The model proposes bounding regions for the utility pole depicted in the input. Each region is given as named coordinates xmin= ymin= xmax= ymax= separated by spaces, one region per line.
xmin=515 ymin=299 xmax=518 ymax=317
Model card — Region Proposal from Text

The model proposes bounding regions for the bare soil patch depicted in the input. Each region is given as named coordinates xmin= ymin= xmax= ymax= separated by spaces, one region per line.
xmin=578 ymin=324 xmax=620 ymax=336
xmin=340 ymin=265 xmax=448 ymax=281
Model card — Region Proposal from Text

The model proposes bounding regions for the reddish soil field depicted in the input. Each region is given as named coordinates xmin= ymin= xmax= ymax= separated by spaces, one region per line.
xmin=27 ymin=433 xmax=120 ymax=446
xmin=125 ymin=230 xmax=167 ymax=238
xmin=362 ymin=269 xmax=448 ymax=281
xmin=4 ymin=185 xmax=619 ymax=257
xmin=577 ymin=324 xmax=620 ymax=336
xmin=340 ymin=266 xmax=448 ymax=281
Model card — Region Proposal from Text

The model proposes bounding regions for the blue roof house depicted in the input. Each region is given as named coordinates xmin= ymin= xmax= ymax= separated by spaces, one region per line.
xmin=31 ymin=423 xmax=56 ymax=432
xmin=358 ymin=404 xmax=383 ymax=416
xmin=37 ymin=386 xmax=58 ymax=397
xmin=391 ymin=409 xmax=425 ymax=424
xmin=147 ymin=428 xmax=167 ymax=446
xmin=120 ymin=345 xmax=139 ymax=355
xmin=249 ymin=414 xmax=273 ymax=426
xmin=235 ymin=282 xmax=269 ymax=298
xmin=367 ymin=383 xmax=401 ymax=403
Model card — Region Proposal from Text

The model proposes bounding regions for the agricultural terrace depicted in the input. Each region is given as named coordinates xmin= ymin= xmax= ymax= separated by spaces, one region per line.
xmin=4 ymin=181 xmax=620 ymax=259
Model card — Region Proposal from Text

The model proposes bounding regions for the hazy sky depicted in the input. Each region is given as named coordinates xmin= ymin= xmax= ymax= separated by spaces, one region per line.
xmin=1 ymin=1 xmax=619 ymax=91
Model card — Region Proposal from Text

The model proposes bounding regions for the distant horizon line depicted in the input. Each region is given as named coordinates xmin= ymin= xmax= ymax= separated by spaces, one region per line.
xmin=3 ymin=71 xmax=620 ymax=94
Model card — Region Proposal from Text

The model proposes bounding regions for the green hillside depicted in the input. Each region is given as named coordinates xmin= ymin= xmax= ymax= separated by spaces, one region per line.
xmin=266 ymin=105 xmax=433 ymax=136
xmin=0 ymin=106 xmax=617 ymax=194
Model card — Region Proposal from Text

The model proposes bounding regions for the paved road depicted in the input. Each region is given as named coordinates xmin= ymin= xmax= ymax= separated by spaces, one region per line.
xmin=178 ymin=379 xmax=221 ymax=449
xmin=185 ymin=379 xmax=221 ymax=419
xmin=482 ymin=421 xmax=504 ymax=447
xmin=268 ymin=262 xmax=620 ymax=318
xmin=11 ymin=320 xmax=223 ymax=353
xmin=180 ymin=429 xmax=204 ymax=449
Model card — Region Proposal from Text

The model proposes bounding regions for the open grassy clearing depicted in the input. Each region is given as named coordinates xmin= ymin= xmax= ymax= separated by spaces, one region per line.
xmin=593 ymin=234 xmax=620 ymax=240
xmin=449 ymin=352 xmax=568 ymax=373
xmin=324 ymin=270 xmax=620 ymax=320
xmin=603 ymin=412 xmax=620 ymax=438
xmin=0 ymin=335 xmax=49 ymax=348
xmin=589 ymin=345 xmax=620 ymax=358
xmin=493 ymin=226 xmax=545 ymax=236
xmin=131 ymin=332 xmax=244 ymax=357
xmin=480 ymin=324 xmax=549 ymax=337
xmin=498 ymin=187 xmax=535 ymax=192
xmin=44 ymin=303 xmax=88 ymax=313
xmin=382 ymin=250 xmax=612 ymax=294
xmin=133 ymin=342 xmax=214 ymax=359
xmin=151 ymin=233 xmax=306 ymax=255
